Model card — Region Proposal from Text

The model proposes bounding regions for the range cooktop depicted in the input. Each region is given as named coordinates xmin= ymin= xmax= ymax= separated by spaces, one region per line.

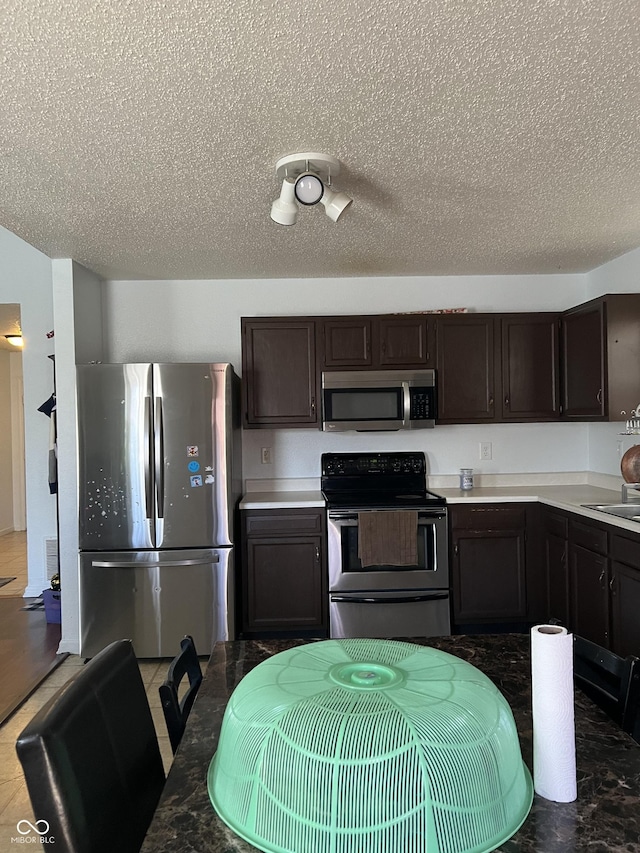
xmin=321 ymin=452 xmax=446 ymax=509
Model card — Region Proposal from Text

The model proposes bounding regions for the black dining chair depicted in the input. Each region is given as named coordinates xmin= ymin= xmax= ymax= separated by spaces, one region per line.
xmin=159 ymin=634 xmax=203 ymax=753
xmin=573 ymin=634 xmax=640 ymax=741
xmin=15 ymin=639 xmax=165 ymax=853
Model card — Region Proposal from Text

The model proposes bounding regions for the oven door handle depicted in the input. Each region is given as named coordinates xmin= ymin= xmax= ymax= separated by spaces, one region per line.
xmin=330 ymin=592 xmax=449 ymax=604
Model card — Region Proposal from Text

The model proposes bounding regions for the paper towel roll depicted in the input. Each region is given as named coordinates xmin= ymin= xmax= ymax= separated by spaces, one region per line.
xmin=531 ymin=624 xmax=577 ymax=802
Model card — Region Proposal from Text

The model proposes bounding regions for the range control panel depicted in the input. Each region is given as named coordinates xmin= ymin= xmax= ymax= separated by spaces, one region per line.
xmin=321 ymin=452 xmax=425 ymax=478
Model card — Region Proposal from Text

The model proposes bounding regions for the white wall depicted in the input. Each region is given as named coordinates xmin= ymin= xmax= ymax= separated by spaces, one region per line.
xmin=0 ymin=226 xmax=56 ymax=592
xmin=53 ymin=260 xmax=105 ymax=654
xmin=103 ymin=273 xmax=589 ymax=482
xmin=587 ymin=245 xmax=640 ymax=299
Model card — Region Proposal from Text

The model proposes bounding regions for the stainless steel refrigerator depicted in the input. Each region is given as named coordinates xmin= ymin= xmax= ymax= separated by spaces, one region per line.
xmin=77 ymin=363 xmax=241 ymax=658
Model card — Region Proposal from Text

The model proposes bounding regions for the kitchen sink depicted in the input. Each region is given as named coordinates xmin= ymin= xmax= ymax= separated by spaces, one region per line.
xmin=581 ymin=503 xmax=640 ymax=522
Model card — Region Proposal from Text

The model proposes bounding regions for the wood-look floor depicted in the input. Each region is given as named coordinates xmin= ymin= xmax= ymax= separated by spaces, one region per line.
xmin=0 ymin=596 xmax=65 ymax=725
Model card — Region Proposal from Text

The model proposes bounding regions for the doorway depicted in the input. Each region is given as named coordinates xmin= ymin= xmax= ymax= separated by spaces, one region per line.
xmin=0 ymin=303 xmax=27 ymax=596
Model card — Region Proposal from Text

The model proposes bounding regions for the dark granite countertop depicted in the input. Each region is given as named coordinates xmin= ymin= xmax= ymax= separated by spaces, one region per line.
xmin=141 ymin=635 xmax=640 ymax=853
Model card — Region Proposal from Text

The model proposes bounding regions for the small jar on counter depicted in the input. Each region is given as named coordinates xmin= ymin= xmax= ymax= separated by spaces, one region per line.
xmin=459 ymin=468 xmax=474 ymax=490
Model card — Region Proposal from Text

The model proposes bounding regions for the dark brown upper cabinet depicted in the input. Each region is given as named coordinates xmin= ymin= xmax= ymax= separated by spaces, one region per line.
xmin=436 ymin=314 xmax=498 ymax=422
xmin=377 ymin=315 xmax=433 ymax=367
xmin=322 ymin=318 xmax=372 ymax=367
xmin=242 ymin=318 xmax=319 ymax=428
xmin=436 ymin=313 xmax=560 ymax=424
xmin=501 ymin=314 xmax=560 ymax=420
xmin=321 ymin=314 xmax=434 ymax=370
xmin=561 ymin=294 xmax=640 ymax=421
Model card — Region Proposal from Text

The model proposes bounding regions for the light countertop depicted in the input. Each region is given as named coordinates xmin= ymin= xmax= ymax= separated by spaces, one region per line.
xmin=239 ymin=482 xmax=640 ymax=534
xmin=239 ymin=490 xmax=325 ymax=510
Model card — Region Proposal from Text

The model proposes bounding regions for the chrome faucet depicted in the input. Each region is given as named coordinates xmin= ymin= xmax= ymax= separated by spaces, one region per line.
xmin=621 ymin=482 xmax=640 ymax=503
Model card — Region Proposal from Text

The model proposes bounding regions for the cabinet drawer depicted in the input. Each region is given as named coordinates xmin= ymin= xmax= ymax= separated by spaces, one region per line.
xmin=610 ymin=532 xmax=640 ymax=569
xmin=244 ymin=510 xmax=324 ymax=537
xmin=450 ymin=504 xmax=526 ymax=530
xmin=569 ymin=518 xmax=607 ymax=555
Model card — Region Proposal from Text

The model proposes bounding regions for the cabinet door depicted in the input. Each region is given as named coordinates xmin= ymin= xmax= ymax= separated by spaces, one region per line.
xmin=243 ymin=535 xmax=325 ymax=632
xmin=436 ymin=315 xmax=497 ymax=422
xmin=452 ymin=528 xmax=527 ymax=623
xmin=501 ymin=314 xmax=560 ymax=420
xmin=561 ymin=302 xmax=605 ymax=418
xmin=569 ymin=544 xmax=609 ymax=646
xmin=543 ymin=511 xmax=569 ymax=625
xmin=322 ymin=318 xmax=372 ymax=367
xmin=377 ymin=315 xmax=433 ymax=367
xmin=610 ymin=561 xmax=640 ymax=658
xmin=242 ymin=319 xmax=318 ymax=427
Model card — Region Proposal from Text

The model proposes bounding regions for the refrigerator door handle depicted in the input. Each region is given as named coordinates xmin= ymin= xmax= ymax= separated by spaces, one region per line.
xmin=90 ymin=556 xmax=220 ymax=568
xmin=144 ymin=396 xmax=154 ymax=520
xmin=155 ymin=397 xmax=165 ymax=519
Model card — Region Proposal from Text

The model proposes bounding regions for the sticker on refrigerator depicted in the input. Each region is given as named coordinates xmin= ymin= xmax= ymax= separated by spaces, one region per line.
xmin=187 ymin=445 xmax=199 ymax=457
xmin=205 ymin=474 xmax=215 ymax=484
xmin=188 ymin=461 xmax=200 ymax=473
xmin=190 ymin=475 xmax=203 ymax=487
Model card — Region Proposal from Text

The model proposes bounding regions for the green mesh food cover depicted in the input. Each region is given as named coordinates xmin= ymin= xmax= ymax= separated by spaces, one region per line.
xmin=208 ymin=639 xmax=533 ymax=853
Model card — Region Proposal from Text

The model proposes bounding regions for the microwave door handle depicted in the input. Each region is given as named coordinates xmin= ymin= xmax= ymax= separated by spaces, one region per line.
xmin=401 ymin=381 xmax=410 ymax=427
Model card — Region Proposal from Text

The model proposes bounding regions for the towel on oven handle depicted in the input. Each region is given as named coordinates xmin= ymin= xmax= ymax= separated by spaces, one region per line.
xmin=357 ymin=510 xmax=418 ymax=568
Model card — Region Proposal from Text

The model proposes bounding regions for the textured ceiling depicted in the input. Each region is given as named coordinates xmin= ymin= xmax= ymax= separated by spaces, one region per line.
xmin=1 ymin=0 xmax=640 ymax=280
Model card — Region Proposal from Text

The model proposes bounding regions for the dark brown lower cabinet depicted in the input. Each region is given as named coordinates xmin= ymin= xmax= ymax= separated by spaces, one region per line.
xmin=241 ymin=509 xmax=327 ymax=637
xmin=541 ymin=508 xmax=570 ymax=625
xmin=609 ymin=532 xmax=640 ymax=658
xmin=450 ymin=504 xmax=528 ymax=626
xmin=568 ymin=517 xmax=610 ymax=647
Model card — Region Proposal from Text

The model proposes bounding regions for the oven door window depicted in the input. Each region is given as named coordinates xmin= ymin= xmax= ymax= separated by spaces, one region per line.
xmin=323 ymin=388 xmax=403 ymax=423
xmin=341 ymin=521 xmax=434 ymax=572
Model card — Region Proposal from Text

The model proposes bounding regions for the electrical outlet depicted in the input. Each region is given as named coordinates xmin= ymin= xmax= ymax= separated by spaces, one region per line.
xmin=480 ymin=441 xmax=492 ymax=461
xmin=261 ymin=447 xmax=271 ymax=465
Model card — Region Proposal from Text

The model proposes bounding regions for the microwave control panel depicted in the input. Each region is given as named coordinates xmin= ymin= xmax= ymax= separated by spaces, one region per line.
xmin=409 ymin=387 xmax=435 ymax=420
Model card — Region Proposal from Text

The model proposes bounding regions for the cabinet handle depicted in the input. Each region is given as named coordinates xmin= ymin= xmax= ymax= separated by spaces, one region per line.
xmin=315 ymin=546 xmax=320 ymax=562
xmin=488 ymin=396 xmax=494 ymax=409
xmin=598 ymin=569 xmax=606 ymax=587
xmin=310 ymin=397 xmax=316 ymax=415
xmin=596 ymin=388 xmax=602 ymax=404
xmin=454 ymin=543 xmax=459 ymax=556
xmin=609 ymin=575 xmax=616 ymax=592
xmin=504 ymin=395 xmax=510 ymax=408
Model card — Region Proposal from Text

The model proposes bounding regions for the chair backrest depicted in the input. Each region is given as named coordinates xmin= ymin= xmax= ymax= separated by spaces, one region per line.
xmin=159 ymin=635 xmax=203 ymax=754
xmin=16 ymin=640 xmax=165 ymax=853
xmin=573 ymin=634 xmax=640 ymax=739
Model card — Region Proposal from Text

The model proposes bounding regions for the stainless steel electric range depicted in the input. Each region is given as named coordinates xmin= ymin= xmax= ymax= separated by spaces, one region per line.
xmin=321 ymin=452 xmax=450 ymax=639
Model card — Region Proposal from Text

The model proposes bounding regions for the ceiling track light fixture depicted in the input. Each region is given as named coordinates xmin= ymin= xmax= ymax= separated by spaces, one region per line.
xmin=270 ymin=152 xmax=352 ymax=225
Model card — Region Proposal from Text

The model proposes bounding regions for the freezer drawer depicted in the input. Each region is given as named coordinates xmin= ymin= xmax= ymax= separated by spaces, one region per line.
xmin=79 ymin=548 xmax=234 ymax=658
xmin=329 ymin=590 xmax=451 ymax=639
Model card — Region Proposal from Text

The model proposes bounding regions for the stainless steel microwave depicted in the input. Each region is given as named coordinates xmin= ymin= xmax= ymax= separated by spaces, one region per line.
xmin=322 ymin=369 xmax=436 ymax=431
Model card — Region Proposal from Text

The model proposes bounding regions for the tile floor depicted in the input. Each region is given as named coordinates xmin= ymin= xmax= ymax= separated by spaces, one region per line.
xmin=0 ymin=654 xmax=176 ymax=853
xmin=0 ymin=532 xmax=27 ymax=598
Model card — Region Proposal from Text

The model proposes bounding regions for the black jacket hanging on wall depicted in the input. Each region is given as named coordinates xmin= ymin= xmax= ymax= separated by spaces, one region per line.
xmin=37 ymin=394 xmax=57 ymax=494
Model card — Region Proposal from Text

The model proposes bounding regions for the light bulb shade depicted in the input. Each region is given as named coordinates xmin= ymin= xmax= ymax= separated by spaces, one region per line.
xmin=294 ymin=173 xmax=324 ymax=206
xmin=5 ymin=335 xmax=23 ymax=347
xmin=320 ymin=188 xmax=353 ymax=222
xmin=270 ymin=178 xmax=298 ymax=226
